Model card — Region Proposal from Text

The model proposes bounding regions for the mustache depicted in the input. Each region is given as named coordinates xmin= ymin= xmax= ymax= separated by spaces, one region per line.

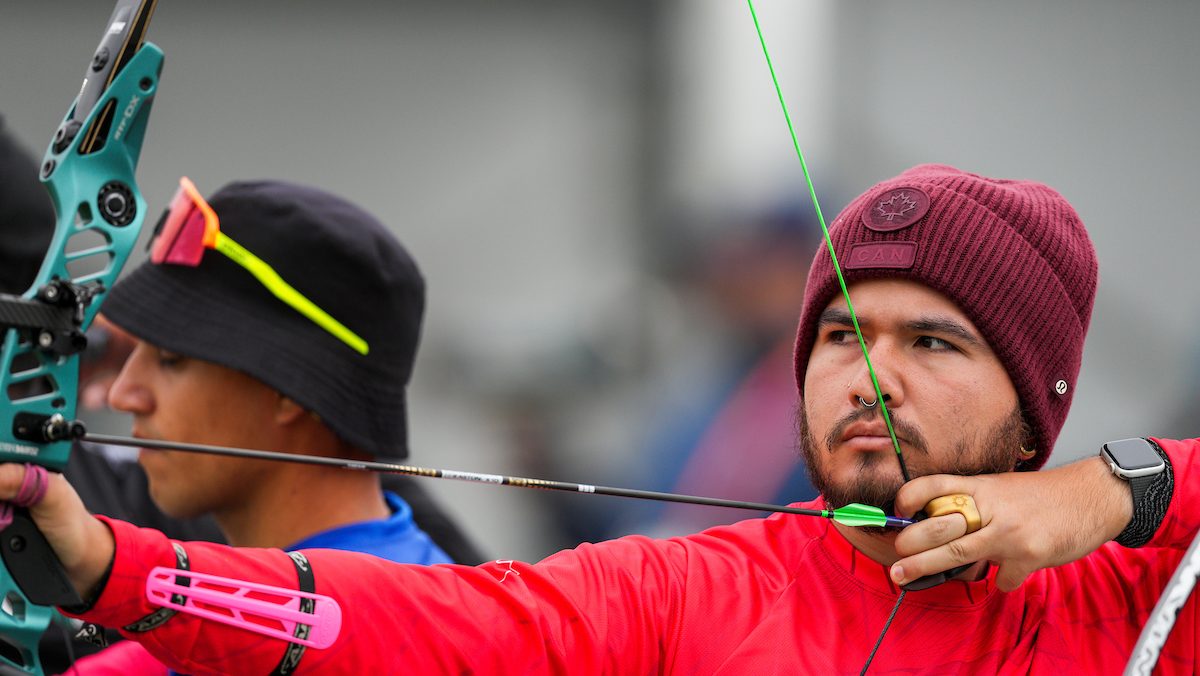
xmin=823 ymin=406 xmax=929 ymax=457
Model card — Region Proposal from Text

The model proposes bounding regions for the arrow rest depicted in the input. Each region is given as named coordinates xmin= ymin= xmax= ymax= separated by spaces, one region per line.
xmin=11 ymin=415 xmax=86 ymax=446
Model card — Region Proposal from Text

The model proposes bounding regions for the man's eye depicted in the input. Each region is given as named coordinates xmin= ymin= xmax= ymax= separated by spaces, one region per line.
xmin=828 ymin=330 xmax=855 ymax=343
xmin=915 ymin=336 xmax=954 ymax=351
xmin=157 ymin=349 xmax=185 ymax=367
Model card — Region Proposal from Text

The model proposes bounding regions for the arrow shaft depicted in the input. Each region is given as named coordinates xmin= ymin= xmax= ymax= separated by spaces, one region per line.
xmin=85 ymin=433 xmax=841 ymax=519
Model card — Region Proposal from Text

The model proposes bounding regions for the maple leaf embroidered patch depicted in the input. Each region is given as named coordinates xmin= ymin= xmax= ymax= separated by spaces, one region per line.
xmin=861 ymin=187 xmax=930 ymax=232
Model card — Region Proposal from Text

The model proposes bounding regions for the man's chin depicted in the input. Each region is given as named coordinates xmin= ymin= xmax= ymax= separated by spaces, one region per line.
xmin=816 ymin=468 xmax=904 ymax=516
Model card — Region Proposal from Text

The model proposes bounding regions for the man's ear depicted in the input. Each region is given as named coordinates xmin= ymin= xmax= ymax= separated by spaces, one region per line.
xmin=275 ymin=395 xmax=309 ymax=426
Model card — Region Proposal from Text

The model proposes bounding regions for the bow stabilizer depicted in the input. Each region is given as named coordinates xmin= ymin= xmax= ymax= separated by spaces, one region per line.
xmin=0 ymin=1 xmax=161 ymax=672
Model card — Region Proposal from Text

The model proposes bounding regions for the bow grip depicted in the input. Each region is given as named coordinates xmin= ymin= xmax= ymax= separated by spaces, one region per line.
xmin=0 ymin=510 xmax=81 ymax=607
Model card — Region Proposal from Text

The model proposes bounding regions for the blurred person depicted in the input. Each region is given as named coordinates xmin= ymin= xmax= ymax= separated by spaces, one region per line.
xmin=523 ymin=207 xmax=822 ymax=548
xmin=0 ymin=116 xmax=58 ymax=293
xmin=22 ymin=164 xmax=1200 ymax=673
xmin=606 ymin=207 xmax=820 ymax=538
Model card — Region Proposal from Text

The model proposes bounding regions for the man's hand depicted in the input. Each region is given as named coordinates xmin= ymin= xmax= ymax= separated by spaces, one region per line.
xmin=890 ymin=456 xmax=1133 ymax=592
xmin=0 ymin=463 xmax=115 ymax=602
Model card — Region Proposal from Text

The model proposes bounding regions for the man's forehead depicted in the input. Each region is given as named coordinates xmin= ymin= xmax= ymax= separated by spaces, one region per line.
xmin=821 ymin=278 xmax=961 ymax=313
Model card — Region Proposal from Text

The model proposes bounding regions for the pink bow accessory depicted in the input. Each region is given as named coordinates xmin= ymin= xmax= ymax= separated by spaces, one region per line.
xmin=145 ymin=567 xmax=343 ymax=649
xmin=0 ymin=464 xmax=50 ymax=529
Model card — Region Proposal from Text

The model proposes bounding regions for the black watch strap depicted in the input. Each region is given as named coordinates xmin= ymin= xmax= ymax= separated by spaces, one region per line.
xmin=1115 ymin=439 xmax=1173 ymax=548
xmin=1129 ymin=473 xmax=1154 ymax=508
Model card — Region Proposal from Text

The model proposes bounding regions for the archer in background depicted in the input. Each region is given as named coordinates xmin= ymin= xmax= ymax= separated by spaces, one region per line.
xmin=511 ymin=205 xmax=822 ymax=550
xmin=10 ymin=164 xmax=1199 ymax=673
xmin=66 ymin=177 xmax=485 ymax=673
xmin=607 ymin=205 xmax=820 ymax=539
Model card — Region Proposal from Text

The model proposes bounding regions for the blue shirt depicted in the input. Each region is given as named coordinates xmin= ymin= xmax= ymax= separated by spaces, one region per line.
xmin=287 ymin=491 xmax=453 ymax=565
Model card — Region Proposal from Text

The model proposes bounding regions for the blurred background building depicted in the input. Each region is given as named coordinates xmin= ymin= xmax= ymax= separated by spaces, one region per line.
xmin=1 ymin=0 xmax=1196 ymax=560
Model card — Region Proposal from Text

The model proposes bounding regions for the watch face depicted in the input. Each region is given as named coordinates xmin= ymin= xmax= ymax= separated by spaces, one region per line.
xmin=1103 ymin=438 xmax=1164 ymax=471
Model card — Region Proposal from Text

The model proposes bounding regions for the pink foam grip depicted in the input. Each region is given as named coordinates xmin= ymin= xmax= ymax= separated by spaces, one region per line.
xmin=145 ymin=566 xmax=342 ymax=649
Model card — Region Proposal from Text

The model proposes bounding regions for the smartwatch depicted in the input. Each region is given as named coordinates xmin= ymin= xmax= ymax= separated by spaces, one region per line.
xmin=1101 ymin=438 xmax=1166 ymax=506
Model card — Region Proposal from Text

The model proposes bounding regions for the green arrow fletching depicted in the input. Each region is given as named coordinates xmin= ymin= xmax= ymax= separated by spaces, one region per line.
xmin=829 ymin=503 xmax=889 ymax=528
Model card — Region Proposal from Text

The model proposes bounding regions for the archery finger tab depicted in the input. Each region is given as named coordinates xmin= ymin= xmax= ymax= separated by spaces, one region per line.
xmin=924 ymin=494 xmax=982 ymax=534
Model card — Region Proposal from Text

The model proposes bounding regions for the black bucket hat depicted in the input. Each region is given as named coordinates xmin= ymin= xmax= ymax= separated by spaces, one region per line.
xmin=104 ymin=179 xmax=424 ymax=459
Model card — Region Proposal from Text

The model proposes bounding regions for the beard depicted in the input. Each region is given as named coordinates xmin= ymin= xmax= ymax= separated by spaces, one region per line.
xmin=798 ymin=403 xmax=1030 ymax=527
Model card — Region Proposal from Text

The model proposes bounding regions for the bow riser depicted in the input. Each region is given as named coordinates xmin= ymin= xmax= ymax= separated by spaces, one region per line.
xmin=0 ymin=46 xmax=162 ymax=474
xmin=0 ymin=42 xmax=162 ymax=676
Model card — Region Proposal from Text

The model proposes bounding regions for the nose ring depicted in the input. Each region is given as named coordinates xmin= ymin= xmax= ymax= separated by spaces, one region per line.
xmin=857 ymin=395 xmax=877 ymax=409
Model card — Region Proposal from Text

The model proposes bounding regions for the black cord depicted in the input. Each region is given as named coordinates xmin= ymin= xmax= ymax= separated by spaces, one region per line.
xmin=860 ymin=590 xmax=905 ymax=675
xmin=61 ymin=623 xmax=78 ymax=675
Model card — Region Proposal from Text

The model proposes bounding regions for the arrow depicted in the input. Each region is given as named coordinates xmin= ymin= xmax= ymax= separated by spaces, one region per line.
xmin=829 ymin=502 xmax=912 ymax=529
xmin=82 ymin=433 xmax=913 ymax=529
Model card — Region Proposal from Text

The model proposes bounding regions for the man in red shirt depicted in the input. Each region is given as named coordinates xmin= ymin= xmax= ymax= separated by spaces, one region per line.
xmin=7 ymin=164 xmax=1197 ymax=674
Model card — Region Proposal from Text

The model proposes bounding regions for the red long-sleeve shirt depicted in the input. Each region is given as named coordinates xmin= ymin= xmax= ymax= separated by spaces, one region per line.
xmin=72 ymin=437 xmax=1200 ymax=674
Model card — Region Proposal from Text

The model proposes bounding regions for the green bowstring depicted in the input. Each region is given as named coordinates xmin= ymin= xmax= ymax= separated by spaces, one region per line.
xmin=747 ymin=4 xmax=913 ymax=673
xmin=746 ymin=0 xmax=910 ymax=483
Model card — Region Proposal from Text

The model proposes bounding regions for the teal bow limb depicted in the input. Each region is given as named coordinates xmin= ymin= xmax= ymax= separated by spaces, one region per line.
xmin=0 ymin=35 xmax=163 ymax=676
xmin=0 ymin=44 xmax=163 ymax=473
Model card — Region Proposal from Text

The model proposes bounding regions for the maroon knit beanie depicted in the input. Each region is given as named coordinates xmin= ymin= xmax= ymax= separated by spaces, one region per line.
xmin=793 ymin=164 xmax=1098 ymax=470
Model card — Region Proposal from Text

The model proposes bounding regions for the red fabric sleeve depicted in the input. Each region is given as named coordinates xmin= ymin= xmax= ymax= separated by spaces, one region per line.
xmin=1146 ymin=437 xmax=1200 ymax=549
xmin=65 ymin=640 xmax=169 ymax=675
xmin=68 ymin=517 xmax=686 ymax=674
